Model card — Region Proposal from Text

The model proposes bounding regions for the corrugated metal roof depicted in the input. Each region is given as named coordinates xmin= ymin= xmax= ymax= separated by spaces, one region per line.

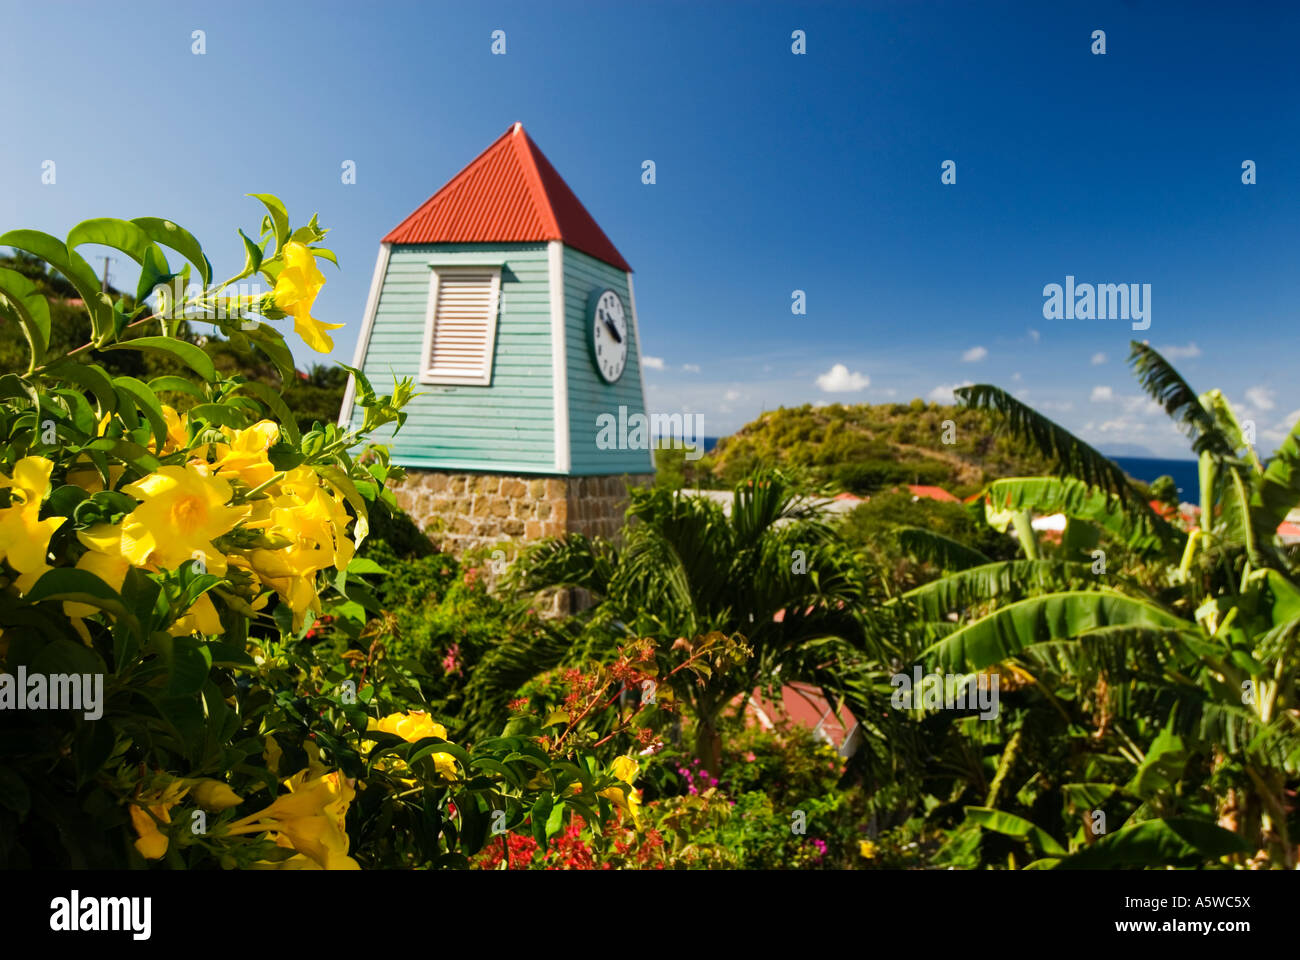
xmin=383 ymin=122 xmax=631 ymax=272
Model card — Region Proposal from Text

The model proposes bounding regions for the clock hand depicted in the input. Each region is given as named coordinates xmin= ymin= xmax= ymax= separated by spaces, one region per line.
xmin=602 ymin=316 xmax=623 ymax=344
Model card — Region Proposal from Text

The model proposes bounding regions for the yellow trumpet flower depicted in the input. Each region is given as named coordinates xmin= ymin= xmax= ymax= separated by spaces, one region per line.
xmin=272 ymin=242 xmax=342 ymax=353
xmin=0 ymin=456 xmax=63 ymax=593
xmin=120 ymin=464 xmax=249 ymax=575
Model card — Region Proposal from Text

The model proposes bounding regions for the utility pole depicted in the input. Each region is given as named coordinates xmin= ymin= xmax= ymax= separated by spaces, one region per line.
xmin=100 ymin=256 xmax=115 ymax=292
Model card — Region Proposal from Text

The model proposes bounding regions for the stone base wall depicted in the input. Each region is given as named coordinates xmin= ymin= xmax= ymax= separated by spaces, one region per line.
xmin=391 ymin=469 xmax=655 ymax=559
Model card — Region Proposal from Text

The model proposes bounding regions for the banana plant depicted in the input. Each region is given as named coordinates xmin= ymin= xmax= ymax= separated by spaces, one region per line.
xmin=891 ymin=344 xmax=1300 ymax=867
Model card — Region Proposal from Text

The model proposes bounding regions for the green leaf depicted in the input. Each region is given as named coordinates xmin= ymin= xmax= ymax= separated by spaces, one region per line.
xmin=113 ymin=376 xmax=168 ymax=452
xmin=105 ymin=336 xmax=216 ymax=382
xmin=247 ymin=194 xmax=289 ymax=257
xmin=43 ymin=359 xmax=117 ymax=417
xmin=963 ymin=806 xmax=1068 ymax=857
xmin=67 ymin=217 xmax=154 ymax=262
xmin=131 ymin=217 xmax=212 ymax=286
xmin=896 ymin=526 xmax=990 ymax=571
xmin=187 ymin=402 xmax=249 ymax=431
xmin=957 ymin=384 xmax=1151 ymax=511
xmin=147 ymin=375 xmax=206 ymax=402
xmin=901 ymin=560 xmax=1093 ymax=621
xmin=232 ymin=379 xmax=299 ymax=445
xmin=1053 ymin=817 xmax=1249 ymax=869
xmin=922 ymin=590 xmax=1196 ymax=673
xmin=983 ymin=476 xmax=1183 ymax=557
xmin=530 ymin=793 xmax=553 ymax=847
xmin=151 ymin=634 xmax=213 ymax=697
xmin=237 ymin=228 xmax=264 ymax=279
xmin=24 ymin=568 xmax=137 ymax=629
xmin=0 ymin=266 xmax=51 ymax=367
xmin=544 ymin=798 xmax=566 ymax=838
xmin=1129 ymin=342 xmax=1237 ymax=459
xmin=0 ymin=229 xmax=113 ymax=341
xmin=1127 ymin=727 xmax=1188 ymax=800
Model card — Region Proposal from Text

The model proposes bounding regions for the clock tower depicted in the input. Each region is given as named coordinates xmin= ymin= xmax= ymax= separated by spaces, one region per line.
xmin=339 ymin=122 xmax=655 ymax=559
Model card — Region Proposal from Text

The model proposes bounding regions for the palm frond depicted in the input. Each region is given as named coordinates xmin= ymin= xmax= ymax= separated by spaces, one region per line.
xmin=900 ymin=559 xmax=1095 ymax=621
xmin=1128 ymin=341 xmax=1236 ymax=458
xmin=955 ymin=384 xmax=1139 ymax=505
xmin=1252 ymin=413 xmax=1300 ymax=541
xmin=983 ymin=476 xmax=1183 ymax=557
xmin=896 ymin=526 xmax=990 ymax=570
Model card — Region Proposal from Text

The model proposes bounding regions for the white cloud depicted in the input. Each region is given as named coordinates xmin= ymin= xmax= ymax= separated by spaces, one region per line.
xmin=962 ymin=345 xmax=988 ymax=363
xmin=723 ymin=389 xmax=741 ymax=403
xmin=1011 ymin=372 xmax=1022 ymax=382
xmin=1091 ymin=352 xmax=1107 ymax=365
xmin=1245 ymin=386 xmax=1275 ymax=411
xmin=682 ymin=363 xmax=701 ymax=374
xmin=1090 ymin=385 xmax=1114 ymax=402
xmin=927 ymin=381 xmax=973 ymax=404
xmin=1159 ymin=342 xmax=1201 ymax=360
xmin=1028 ymin=329 xmax=1040 ymax=343
xmin=816 ymin=363 xmax=870 ymax=393
xmin=642 ymin=355 xmax=665 ymax=371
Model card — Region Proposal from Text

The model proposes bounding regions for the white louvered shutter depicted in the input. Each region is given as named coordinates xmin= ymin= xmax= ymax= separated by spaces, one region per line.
xmin=422 ymin=269 xmax=500 ymax=384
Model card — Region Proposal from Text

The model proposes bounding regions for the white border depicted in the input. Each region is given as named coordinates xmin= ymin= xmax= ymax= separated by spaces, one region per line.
xmin=549 ymin=241 xmax=570 ymax=472
xmin=418 ymin=265 xmax=501 ymax=386
xmin=337 ymin=242 xmax=392 ymax=426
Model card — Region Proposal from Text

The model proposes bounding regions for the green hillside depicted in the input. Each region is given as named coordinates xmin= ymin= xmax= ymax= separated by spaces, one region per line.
xmin=664 ymin=399 xmax=1061 ymax=498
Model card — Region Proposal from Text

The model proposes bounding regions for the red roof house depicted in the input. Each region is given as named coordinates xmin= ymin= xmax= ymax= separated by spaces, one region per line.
xmin=383 ymin=121 xmax=631 ymax=272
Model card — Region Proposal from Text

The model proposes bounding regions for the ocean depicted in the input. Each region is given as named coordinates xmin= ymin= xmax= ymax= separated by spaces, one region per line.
xmin=1111 ymin=456 xmax=1200 ymax=504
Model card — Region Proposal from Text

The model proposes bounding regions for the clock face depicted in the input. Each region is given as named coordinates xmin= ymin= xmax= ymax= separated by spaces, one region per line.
xmin=590 ymin=288 xmax=628 ymax=383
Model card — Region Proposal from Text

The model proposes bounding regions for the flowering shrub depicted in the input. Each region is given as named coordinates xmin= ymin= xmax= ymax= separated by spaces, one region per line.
xmin=0 ymin=200 xmax=648 ymax=869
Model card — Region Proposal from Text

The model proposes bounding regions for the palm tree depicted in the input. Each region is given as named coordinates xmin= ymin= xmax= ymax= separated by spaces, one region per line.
xmin=510 ymin=469 xmax=865 ymax=770
xmin=885 ymin=341 xmax=1300 ymax=867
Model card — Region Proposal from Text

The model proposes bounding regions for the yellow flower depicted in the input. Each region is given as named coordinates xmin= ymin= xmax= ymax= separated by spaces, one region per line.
xmin=187 ymin=778 xmax=244 ymax=811
xmin=129 ymin=778 xmax=190 ymax=860
xmin=0 ymin=456 xmax=64 ymax=593
xmin=228 ymin=767 xmax=358 ymax=870
xmin=367 ymin=711 xmax=457 ymax=781
xmin=65 ymin=456 xmax=125 ymax=494
xmin=64 ymin=524 xmax=132 ymax=622
xmin=120 ymin=464 xmax=249 ymax=575
xmin=168 ymin=591 xmax=224 ymax=636
xmin=272 ymin=242 xmax=342 ymax=353
xmin=211 ymin=420 xmax=279 ymax=489
xmin=599 ymin=755 xmax=643 ymax=827
xmin=244 ymin=544 xmax=325 ymax=631
xmin=859 ymin=839 xmax=878 ymax=860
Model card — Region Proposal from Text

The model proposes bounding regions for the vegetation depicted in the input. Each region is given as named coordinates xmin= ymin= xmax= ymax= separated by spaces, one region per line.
xmin=680 ymin=400 xmax=1059 ymax=497
xmin=5 ymin=197 xmax=1294 ymax=871
xmin=0 ymin=251 xmax=347 ymax=435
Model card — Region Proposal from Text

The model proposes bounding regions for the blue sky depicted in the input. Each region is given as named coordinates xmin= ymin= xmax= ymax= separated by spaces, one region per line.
xmin=2 ymin=0 xmax=1298 ymax=457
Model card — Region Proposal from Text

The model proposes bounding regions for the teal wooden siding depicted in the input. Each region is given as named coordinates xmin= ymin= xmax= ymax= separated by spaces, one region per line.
xmin=351 ymin=243 xmax=556 ymax=471
xmin=564 ymin=247 xmax=655 ymax=475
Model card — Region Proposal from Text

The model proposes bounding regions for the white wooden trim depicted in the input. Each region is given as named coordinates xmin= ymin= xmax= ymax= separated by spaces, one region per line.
xmin=338 ymin=242 xmax=392 ymax=426
xmin=418 ymin=265 xmax=501 ymax=386
xmin=549 ymin=241 xmax=570 ymax=473
xmin=424 ymin=253 xmax=510 ymax=266
xmin=626 ymin=272 xmax=654 ymax=471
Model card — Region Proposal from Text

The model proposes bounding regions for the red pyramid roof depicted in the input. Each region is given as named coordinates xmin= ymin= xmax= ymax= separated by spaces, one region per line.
xmin=383 ymin=122 xmax=631 ymax=272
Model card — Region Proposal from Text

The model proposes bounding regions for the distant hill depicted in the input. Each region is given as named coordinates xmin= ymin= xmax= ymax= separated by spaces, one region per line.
xmin=678 ymin=400 xmax=1062 ymax=498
